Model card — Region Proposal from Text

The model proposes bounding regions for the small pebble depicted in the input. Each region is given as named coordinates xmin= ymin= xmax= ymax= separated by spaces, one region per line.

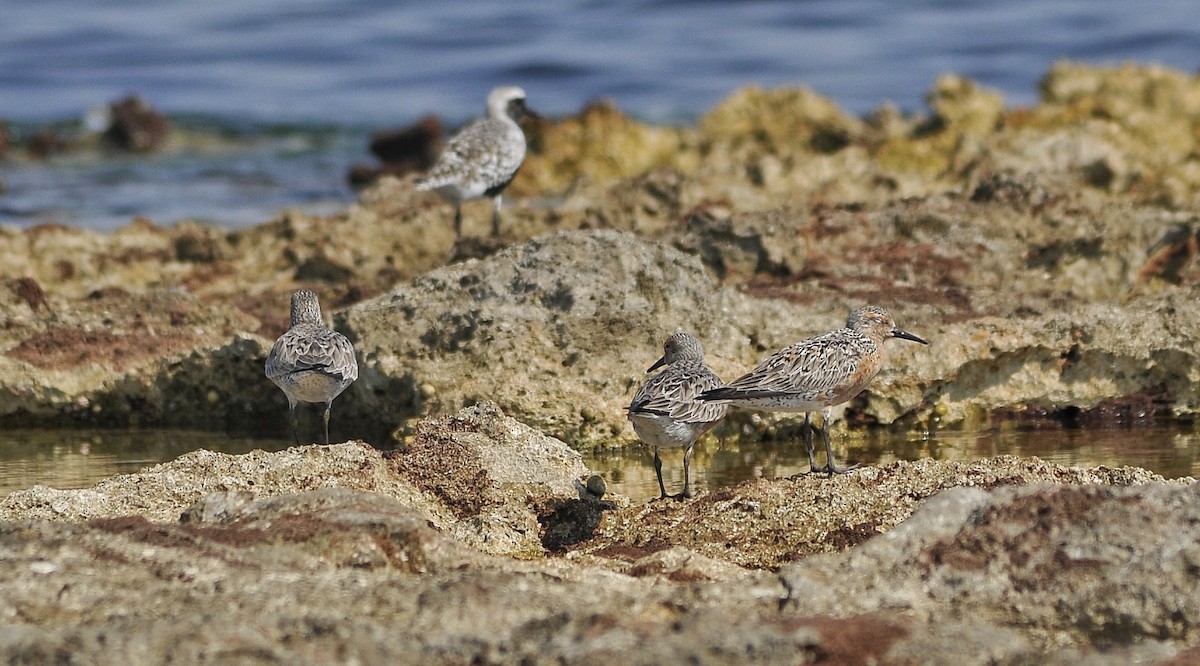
xmin=29 ymin=561 xmax=58 ymax=575
xmin=585 ymin=474 xmax=607 ymax=497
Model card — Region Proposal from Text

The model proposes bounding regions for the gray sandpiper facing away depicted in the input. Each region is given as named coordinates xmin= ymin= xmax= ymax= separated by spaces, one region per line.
xmin=265 ymin=290 xmax=359 ymax=445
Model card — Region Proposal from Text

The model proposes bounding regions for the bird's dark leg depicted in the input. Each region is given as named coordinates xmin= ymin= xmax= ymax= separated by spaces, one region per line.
xmin=803 ymin=412 xmax=820 ymax=473
xmin=288 ymin=400 xmax=300 ymax=445
xmin=491 ymin=195 xmax=503 ymax=237
xmin=681 ymin=443 xmax=696 ymax=499
xmin=454 ymin=204 xmax=464 ymax=238
xmin=322 ymin=403 xmax=332 ymax=445
xmin=653 ymin=448 xmax=668 ymax=499
xmin=819 ymin=409 xmax=860 ymax=476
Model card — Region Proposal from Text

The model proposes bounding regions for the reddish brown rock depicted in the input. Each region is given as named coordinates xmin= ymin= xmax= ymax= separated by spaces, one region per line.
xmin=349 ymin=114 xmax=445 ymax=187
xmin=103 ymin=95 xmax=170 ymax=152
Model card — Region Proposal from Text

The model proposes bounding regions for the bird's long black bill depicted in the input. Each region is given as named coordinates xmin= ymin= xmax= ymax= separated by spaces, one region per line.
xmin=646 ymin=355 xmax=667 ymax=372
xmin=512 ymin=99 xmax=540 ymax=121
xmin=892 ymin=328 xmax=929 ymax=345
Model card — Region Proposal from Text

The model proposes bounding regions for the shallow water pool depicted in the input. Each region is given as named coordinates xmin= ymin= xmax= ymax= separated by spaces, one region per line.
xmin=1 ymin=424 xmax=1195 ymax=502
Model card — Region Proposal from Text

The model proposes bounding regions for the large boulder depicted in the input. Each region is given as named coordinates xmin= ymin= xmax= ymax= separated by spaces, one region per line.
xmin=338 ymin=228 xmax=794 ymax=446
xmin=0 ymin=403 xmax=590 ymax=558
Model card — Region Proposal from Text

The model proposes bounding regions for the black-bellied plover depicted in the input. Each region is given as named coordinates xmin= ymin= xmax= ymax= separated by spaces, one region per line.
xmin=628 ymin=333 xmax=729 ymax=499
xmin=699 ymin=306 xmax=927 ymax=476
xmin=416 ymin=86 xmax=534 ymax=238
xmin=265 ymin=290 xmax=359 ymax=445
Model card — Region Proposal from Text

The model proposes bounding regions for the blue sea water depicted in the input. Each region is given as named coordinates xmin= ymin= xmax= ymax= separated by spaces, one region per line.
xmin=1 ymin=0 xmax=1198 ymax=229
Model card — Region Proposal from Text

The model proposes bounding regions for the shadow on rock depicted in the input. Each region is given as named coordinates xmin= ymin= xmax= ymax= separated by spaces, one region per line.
xmin=537 ymin=497 xmax=613 ymax=553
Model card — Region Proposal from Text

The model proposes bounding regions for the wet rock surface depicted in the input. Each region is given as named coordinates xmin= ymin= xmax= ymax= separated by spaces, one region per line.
xmin=1 ymin=404 xmax=1197 ymax=663
xmin=575 ymin=455 xmax=1173 ymax=569
xmin=0 ymin=403 xmax=587 ymax=559
xmin=4 ymin=62 xmax=1200 ymax=661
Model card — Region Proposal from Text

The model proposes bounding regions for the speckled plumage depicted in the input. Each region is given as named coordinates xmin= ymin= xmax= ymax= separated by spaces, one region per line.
xmin=416 ymin=86 xmax=532 ymax=237
xmin=628 ymin=333 xmax=728 ymax=499
xmin=265 ymin=290 xmax=358 ymax=445
xmin=700 ymin=306 xmax=927 ymax=475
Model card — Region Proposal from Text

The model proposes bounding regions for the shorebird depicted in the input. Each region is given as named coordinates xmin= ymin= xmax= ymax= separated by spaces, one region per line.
xmin=416 ymin=86 xmax=534 ymax=237
xmin=265 ymin=290 xmax=359 ymax=445
xmin=627 ymin=333 xmax=729 ymax=499
xmin=699 ymin=306 xmax=927 ymax=476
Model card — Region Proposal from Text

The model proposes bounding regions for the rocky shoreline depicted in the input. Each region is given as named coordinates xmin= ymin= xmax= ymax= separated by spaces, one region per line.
xmin=2 ymin=62 xmax=1200 ymax=661
xmin=1 ymin=404 xmax=1196 ymax=662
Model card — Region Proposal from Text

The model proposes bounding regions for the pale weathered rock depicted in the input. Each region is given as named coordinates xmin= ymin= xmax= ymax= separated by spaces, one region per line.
xmin=0 ymin=403 xmax=592 ymax=558
xmin=0 ymin=440 xmax=420 ymax=523
xmin=576 ymin=455 xmax=1182 ymax=569
xmin=0 ymin=286 xmax=265 ymax=426
xmin=5 ymin=61 xmax=1200 ymax=662
xmin=5 ymin=64 xmax=1200 ymax=439
xmin=0 ymin=428 xmax=1195 ymax=663
xmin=779 ymin=480 xmax=1200 ymax=656
xmin=900 ymin=297 xmax=1200 ymax=427
xmin=337 ymin=228 xmax=800 ymax=447
xmin=388 ymin=401 xmax=592 ymax=556
xmin=2 ymin=207 xmax=1198 ymax=441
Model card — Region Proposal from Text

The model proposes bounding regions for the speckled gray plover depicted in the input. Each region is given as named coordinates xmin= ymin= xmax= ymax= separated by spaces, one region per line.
xmin=699 ymin=306 xmax=927 ymax=476
xmin=265 ymin=290 xmax=359 ymax=445
xmin=628 ymin=333 xmax=729 ymax=499
xmin=416 ymin=86 xmax=534 ymax=237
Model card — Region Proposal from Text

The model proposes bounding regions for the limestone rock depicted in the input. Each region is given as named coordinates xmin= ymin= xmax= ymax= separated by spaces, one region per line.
xmin=0 ymin=434 xmax=1195 ymax=662
xmin=0 ymin=403 xmax=592 ymax=558
xmin=3 ymin=63 xmax=1200 ymax=443
xmin=577 ymin=455 xmax=1178 ymax=569
xmin=779 ymin=480 xmax=1200 ymax=655
xmin=338 ymin=228 xmax=795 ymax=447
